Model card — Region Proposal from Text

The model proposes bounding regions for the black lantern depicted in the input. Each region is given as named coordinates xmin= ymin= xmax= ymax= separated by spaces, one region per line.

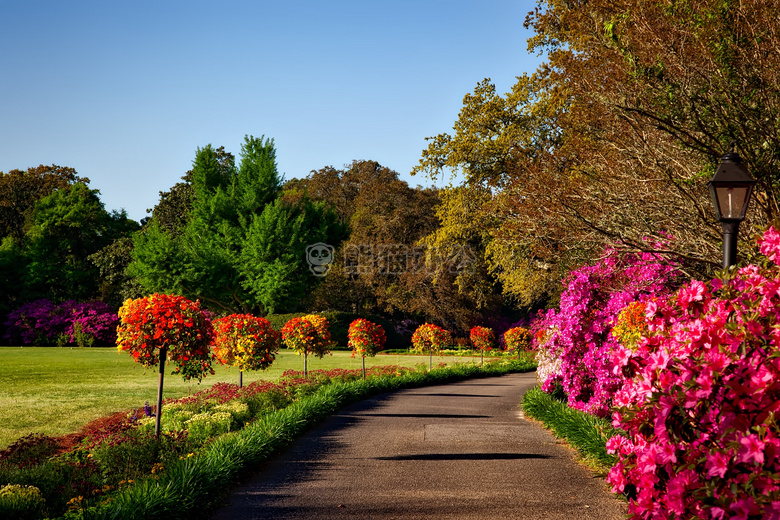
xmin=707 ymin=148 xmax=756 ymax=269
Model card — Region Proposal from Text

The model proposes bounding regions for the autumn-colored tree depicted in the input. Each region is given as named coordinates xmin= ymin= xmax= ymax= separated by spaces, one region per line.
xmin=302 ymin=160 xmax=441 ymax=315
xmin=503 ymin=326 xmax=532 ymax=353
xmin=0 ymin=164 xmax=85 ymax=243
xmin=469 ymin=325 xmax=496 ymax=366
xmin=415 ymin=0 xmax=780 ymax=285
xmin=411 ymin=323 xmax=452 ymax=370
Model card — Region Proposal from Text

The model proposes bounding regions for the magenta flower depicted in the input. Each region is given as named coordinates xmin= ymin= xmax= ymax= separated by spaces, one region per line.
xmin=737 ymin=434 xmax=765 ymax=466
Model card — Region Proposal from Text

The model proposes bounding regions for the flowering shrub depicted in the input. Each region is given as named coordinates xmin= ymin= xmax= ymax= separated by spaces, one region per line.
xmin=347 ymin=318 xmax=386 ymax=358
xmin=411 ymin=323 xmax=452 ymax=355
xmin=116 ymin=294 xmax=215 ymax=381
xmin=469 ymin=325 xmax=496 ymax=352
xmin=532 ymin=248 xmax=681 ymax=417
xmin=607 ymin=227 xmax=780 ymax=518
xmin=0 ymin=484 xmax=45 ymax=520
xmin=4 ymin=299 xmax=118 ymax=346
xmin=504 ymin=326 xmax=532 ymax=352
xmin=213 ymin=314 xmax=280 ymax=371
xmin=280 ymin=314 xmax=332 ymax=358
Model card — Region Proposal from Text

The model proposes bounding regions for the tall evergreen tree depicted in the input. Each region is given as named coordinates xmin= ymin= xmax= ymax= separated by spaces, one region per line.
xmin=129 ymin=135 xmax=344 ymax=314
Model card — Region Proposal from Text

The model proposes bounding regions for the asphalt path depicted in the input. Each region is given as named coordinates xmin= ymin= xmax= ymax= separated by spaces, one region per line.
xmin=211 ymin=372 xmax=627 ymax=520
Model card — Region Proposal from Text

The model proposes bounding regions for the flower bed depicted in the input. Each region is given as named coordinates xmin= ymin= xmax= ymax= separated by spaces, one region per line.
xmin=530 ymin=227 xmax=780 ymax=518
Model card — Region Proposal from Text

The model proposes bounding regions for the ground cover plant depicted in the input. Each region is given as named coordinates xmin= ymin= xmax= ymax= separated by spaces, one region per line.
xmin=0 ymin=358 xmax=535 ymax=520
xmin=521 ymin=386 xmax=622 ymax=473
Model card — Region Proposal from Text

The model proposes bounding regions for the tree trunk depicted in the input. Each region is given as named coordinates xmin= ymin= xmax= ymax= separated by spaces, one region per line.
xmin=155 ymin=347 xmax=167 ymax=438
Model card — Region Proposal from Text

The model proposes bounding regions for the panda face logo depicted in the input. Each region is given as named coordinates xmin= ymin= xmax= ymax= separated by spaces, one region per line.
xmin=306 ymin=243 xmax=335 ymax=277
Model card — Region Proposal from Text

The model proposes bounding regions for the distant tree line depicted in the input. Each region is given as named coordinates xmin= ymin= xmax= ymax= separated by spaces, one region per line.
xmin=0 ymin=137 xmax=525 ymax=343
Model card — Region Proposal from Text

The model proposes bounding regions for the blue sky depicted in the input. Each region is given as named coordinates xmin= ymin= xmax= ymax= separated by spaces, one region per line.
xmin=1 ymin=1 xmax=545 ymax=222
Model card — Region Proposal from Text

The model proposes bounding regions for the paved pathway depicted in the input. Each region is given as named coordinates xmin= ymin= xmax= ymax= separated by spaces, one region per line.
xmin=211 ymin=372 xmax=627 ymax=519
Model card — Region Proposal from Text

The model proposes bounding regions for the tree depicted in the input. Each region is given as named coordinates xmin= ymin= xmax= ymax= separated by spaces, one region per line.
xmin=414 ymin=0 xmax=780 ymax=282
xmin=240 ymin=195 xmax=344 ymax=314
xmin=23 ymin=182 xmax=139 ymax=302
xmin=88 ymin=236 xmax=145 ymax=308
xmin=469 ymin=325 xmax=496 ymax=366
xmin=411 ymin=323 xmax=452 ymax=370
xmin=212 ymin=314 xmax=280 ymax=387
xmin=116 ymin=294 xmax=215 ymax=436
xmin=0 ymin=164 xmax=85 ymax=243
xmin=302 ymin=160 xmax=441 ymax=316
xmin=129 ymin=135 xmax=344 ymax=315
xmin=347 ymin=318 xmax=387 ymax=379
xmin=281 ymin=314 xmax=333 ymax=377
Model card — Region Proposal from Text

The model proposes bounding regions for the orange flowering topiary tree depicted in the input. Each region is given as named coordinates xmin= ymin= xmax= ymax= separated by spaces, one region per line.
xmin=469 ymin=325 xmax=496 ymax=366
xmin=116 ymin=293 xmax=215 ymax=436
xmin=411 ymin=323 xmax=452 ymax=370
xmin=503 ymin=326 xmax=532 ymax=358
xmin=213 ymin=314 xmax=280 ymax=387
xmin=281 ymin=314 xmax=333 ymax=377
xmin=347 ymin=318 xmax=387 ymax=379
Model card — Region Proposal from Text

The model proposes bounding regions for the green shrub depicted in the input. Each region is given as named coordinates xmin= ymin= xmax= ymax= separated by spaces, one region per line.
xmin=241 ymin=388 xmax=292 ymax=417
xmin=0 ymin=484 xmax=45 ymax=520
xmin=213 ymin=401 xmax=251 ymax=429
xmin=0 ymin=458 xmax=101 ymax=518
xmin=291 ymin=382 xmax=322 ymax=400
xmin=184 ymin=412 xmax=233 ymax=442
xmin=72 ymin=322 xmax=95 ymax=348
xmin=88 ymin=428 xmax=192 ymax=485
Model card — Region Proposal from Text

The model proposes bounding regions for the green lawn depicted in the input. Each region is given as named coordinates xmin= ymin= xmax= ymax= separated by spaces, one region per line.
xmin=0 ymin=346 xmax=482 ymax=449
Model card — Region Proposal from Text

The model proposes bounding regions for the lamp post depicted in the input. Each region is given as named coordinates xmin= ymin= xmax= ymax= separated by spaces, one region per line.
xmin=707 ymin=147 xmax=756 ymax=269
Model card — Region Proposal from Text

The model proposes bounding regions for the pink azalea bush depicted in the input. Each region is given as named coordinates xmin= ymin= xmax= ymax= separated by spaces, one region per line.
xmin=532 ymin=248 xmax=681 ymax=417
xmin=4 ymin=299 xmax=118 ymax=346
xmin=607 ymin=227 xmax=780 ymax=518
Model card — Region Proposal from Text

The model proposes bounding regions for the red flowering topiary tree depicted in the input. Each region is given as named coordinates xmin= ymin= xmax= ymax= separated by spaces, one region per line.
xmin=411 ymin=323 xmax=452 ymax=370
xmin=213 ymin=314 xmax=280 ymax=387
xmin=347 ymin=318 xmax=387 ymax=379
xmin=281 ymin=314 xmax=333 ymax=377
xmin=116 ymin=293 xmax=215 ymax=436
xmin=469 ymin=325 xmax=496 ymax=366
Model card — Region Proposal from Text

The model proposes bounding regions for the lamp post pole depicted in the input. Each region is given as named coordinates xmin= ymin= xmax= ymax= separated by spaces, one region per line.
xmin=720 ymin=221 xmax=740 ymax=270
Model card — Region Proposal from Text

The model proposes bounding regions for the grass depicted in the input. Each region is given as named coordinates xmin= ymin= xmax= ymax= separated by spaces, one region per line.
xmin=521 ymin=386 xmax=624 ymax=474
xmin=0 ymin=346 xmax=510 ymax=449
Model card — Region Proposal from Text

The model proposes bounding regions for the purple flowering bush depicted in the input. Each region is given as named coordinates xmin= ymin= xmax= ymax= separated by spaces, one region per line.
xmin=532 ymin=247 xmax=681 ymax=417
xmin=4 ymin=300 xmax=118 ymax=346
xmin=606 ymin=227 xmax=780 ymax=518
